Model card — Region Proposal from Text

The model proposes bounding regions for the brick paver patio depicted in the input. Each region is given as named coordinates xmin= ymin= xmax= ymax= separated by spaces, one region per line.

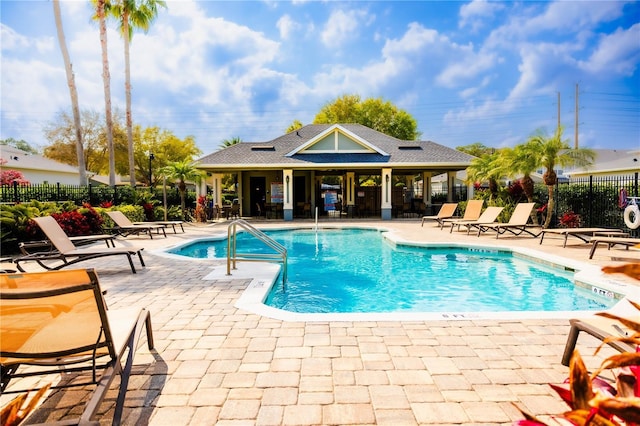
xmin=2 ymin=219 xmax=638 ymax=425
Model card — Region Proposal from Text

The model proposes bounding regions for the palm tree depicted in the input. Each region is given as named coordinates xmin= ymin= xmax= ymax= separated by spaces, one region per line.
xmin=161 ymin=160 xmax=204 ymax=219
xmin=108 ymin=0 xmax=166 ymax=186
xmin=465 ymin=151 xmax=505 ymax=201
xmin=220 ymin=136 xmax=242 ymax=149
xmin=93 ymin=0 xmax=116 ymax=186
xmin=53 ymin=0 xmax=87 ymax=186
xmin=502 ymin=142 xmax=540 ymax=223
xmin=528 ymin=126 xmax=595 ymax=228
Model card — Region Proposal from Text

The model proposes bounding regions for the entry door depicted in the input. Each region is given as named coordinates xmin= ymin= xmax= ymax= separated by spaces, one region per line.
xmin=250 ymin=177 xmax=266 ymax=216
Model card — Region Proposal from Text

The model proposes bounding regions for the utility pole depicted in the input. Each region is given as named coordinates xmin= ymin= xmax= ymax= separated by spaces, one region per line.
xmin=574 ymin=83 xmax=579 ymax=149
xmin=557 ymin=91 xmax=561 ymax=129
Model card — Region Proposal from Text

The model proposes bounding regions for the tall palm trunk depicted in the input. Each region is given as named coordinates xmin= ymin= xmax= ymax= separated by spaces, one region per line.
xmin=123 ymin=10 xmax=136 ymax=186
xmin=543 ymin=170 xmax=557 ymax=228
xmin=53 ymin=0 xmax=87 ymax=186
xmin=96 ymin=0 xmax=116 ymax=186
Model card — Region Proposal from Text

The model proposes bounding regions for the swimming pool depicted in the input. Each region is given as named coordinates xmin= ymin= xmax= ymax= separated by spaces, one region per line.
xmin=168 ymin=228 xmax=617 ymax=316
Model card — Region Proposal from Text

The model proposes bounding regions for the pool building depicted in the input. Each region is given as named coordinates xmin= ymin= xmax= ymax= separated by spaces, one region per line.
xmin=195 ymin=124 xmax=475 ymax=220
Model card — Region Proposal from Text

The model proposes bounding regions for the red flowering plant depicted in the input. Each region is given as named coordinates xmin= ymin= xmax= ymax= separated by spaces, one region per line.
xmin=559 ymin=211 xmax=582 ymax=228
xmin=194 ymin=195 xmax=208 ymax=223
xmin=514 ymin=265 xmax=640 ymax=426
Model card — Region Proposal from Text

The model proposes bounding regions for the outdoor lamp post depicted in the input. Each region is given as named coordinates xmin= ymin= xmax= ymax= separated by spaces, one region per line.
xmin=148 ymin=153 xmax=155 ymax=186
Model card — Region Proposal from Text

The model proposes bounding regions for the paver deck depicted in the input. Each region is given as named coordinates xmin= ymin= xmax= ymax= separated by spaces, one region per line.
xmin=2 ymin=219 xmax=638 ymax=425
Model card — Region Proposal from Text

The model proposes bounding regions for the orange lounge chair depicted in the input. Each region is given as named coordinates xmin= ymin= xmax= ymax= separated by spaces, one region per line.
xmin=447 ymin=205 xmax=503 ymax=234
xmin=0 ymin=268 xmax=154 ymax=424
xmin=14 ymin=216 xmax=145 ymax=274
xmin=420 ymin=203 xmax=458 ymax=227
xmin=106 ymin=210 xmax=167 ymax=238
xmin=440 ymin=199 xmax=484 ymax=230
xmin=475 ymin=203 xmax=540 ymax=238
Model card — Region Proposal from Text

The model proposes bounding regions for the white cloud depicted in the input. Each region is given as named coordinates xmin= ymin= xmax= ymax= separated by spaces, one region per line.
xmin=459 ymin=0 xmax=504 ymax=31
xmin=276 ymin=14 xmax=301 ymax=40
xmin=320 ymin=8 xmax=374 ymax=48
xmin=579 ymin=23 xmax=640 ymax=76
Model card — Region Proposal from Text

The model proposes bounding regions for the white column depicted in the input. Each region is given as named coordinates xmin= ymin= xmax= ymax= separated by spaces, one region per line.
xmin=283 ymin=169 xmax=293 ymax=221
xmin=345 ymin=172 xmax=356 ymax=206
xmin=447 ymin=171 xmax=456 ymax=202
xmin=381 ymin=168 xmax=392 ymax=220
xmin=422 ymin=172 xmax=432 ymax=204
xmin=212 ymin=174 xmax=223 ymax=206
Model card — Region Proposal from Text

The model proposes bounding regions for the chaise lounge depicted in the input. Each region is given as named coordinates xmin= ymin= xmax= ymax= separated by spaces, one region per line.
xmin=420 ymin=203 xmax=458 ymax=227
xmin=561 ymin=299 xmax=639 ymax=366
xmin=0 ymin=268 xmax=154 ymax=424
xmin=475 ymin=203 xmax=540 ymax=238
xmin=439 ymin=199 xmax=484 ymax=231
xmin=106 ymin=211 xmax=167 ymax=239
xmin=588 ymin=236 xmax=640 ymax=259
xmin=14 ymin=216 xmax=145 ymax=274
xmin=539 ymin=227 xmax=626 ymax=247
xmin=448 ymin=206 xmax=504 ymax=234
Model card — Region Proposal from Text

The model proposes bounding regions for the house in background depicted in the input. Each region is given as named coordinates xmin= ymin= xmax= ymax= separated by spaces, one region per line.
xmin=565 ymin=149 xmax=640 ymax=178
xmin=0 ymin=145 xmax=89 ymax=185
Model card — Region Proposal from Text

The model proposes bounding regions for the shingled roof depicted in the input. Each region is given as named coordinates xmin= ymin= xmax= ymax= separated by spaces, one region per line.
xmin=196 ymin=124 xmax=474 ymax=172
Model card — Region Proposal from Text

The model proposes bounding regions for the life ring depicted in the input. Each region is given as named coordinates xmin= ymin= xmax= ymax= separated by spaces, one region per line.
xmin=619 ymin=188 xmax=628 ymax=209
xmin=624 ymin=204 xmax=640 ymax=229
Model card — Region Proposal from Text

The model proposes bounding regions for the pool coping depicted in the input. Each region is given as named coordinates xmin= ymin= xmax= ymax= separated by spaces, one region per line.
xmin=153 ymin=225 xmax=639 ymax=322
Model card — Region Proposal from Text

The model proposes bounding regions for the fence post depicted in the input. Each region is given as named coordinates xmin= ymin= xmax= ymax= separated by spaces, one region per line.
xmin=588 ymin=175 xmax=593 ymax=227
xmin=12 ymin=181 xmax=19 ymax=203
xmin=635 ymin=172 xmax=639 ymax=197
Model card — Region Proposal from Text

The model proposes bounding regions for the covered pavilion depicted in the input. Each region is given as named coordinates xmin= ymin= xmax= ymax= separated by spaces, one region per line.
xmin=195 ymin=124 xmax=475 ymax=220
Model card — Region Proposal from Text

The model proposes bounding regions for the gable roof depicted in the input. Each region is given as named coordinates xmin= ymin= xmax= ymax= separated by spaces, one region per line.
xmin=197 ymin=124 xmax=474 ymax=172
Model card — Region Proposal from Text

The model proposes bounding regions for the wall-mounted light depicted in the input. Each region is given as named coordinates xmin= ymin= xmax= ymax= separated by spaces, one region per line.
xmin=285 ymin=175 xmax=290 ymax=203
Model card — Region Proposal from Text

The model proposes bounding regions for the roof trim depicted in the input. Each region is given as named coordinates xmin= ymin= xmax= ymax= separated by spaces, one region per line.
xmin=285 ymin=124 xmax=389 ymax=157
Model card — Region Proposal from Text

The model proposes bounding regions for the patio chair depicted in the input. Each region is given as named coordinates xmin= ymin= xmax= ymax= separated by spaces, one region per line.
xmin=14 ymin=216 xmax=145 ymax=274
xmin=420 ymin=202 xmax=458 ymax=227
xmin=588 ymin=236 xmax=640 ymax=259
xmin=446 ymin=205 xmax=502 ymax=234
xmin=0 ymin=268 xmax=154 ymax=424
xmin=561 ymin=300 xmax=639 ymax=366
xmin=106 ymin=211 xmax=167 ymax=239
xmin=440 ymin=199 xmax=484 ymax=230
xmin=475 ymin=203 xmax=540 ymax=238
xmin=539 ymin=227 xmax=626 ymax=247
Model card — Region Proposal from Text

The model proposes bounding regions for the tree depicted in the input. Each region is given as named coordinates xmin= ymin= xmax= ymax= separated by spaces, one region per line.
xmin=456 ymin=142 xmax=493 ymax=158
xmin=134 ymin=126 xmax=201 ymax=186
xmin=285 ymin=120 xmax=303 ymax=134
xmin=500 ymin=142 xmax=540 ymax=223
xmin=53 ymin=0 xmax=87 ymax=186
xmin=0 ymin=138 xmax=39 ymax=155
xmin=161 ymin=160 xmax=204 ymax=218
xmin=220 ymin=136 xmax=242 ymax=149
xmin=528 ymin=126 xmax=595 ymax=228
xmin=92 ymin=0 xmax=116 ymax=186
xmin=108 ymin=0 xmax=166 ymax=186
xmin=43 ymin=109 xmax=128 ymax=176
xmin=0 ymin=159 xmax=30 ymax=186
xmin=465 ymin=151 xmax=505 ymax=200
xmin=313 ymin=94 xmax=420 ymax=140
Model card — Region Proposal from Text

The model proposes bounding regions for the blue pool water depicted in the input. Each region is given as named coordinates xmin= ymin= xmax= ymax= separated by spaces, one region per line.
xmin=170 ymin=228 xmax=613 ymax=314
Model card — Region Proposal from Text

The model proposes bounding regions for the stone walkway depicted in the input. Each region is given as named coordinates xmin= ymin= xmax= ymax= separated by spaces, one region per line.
xmin=3 ymin=219 xmax=638 ymax=425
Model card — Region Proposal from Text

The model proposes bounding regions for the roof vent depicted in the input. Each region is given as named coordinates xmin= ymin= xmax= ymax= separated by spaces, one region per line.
xmin=251 ymin=146 xmax=275 ymax=151
xmin=398 ymin=146 xmax=422 ymax=150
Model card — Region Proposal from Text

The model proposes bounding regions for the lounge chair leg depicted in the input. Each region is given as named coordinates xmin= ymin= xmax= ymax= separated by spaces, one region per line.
xmin=562 ymin=325 xmax=580 ymax=366
xmin=137 ymin=251 xmax=146 ymax=267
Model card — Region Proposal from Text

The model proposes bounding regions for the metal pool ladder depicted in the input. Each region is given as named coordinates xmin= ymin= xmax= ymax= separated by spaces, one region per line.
xmin=226 ymin=219 xmax=287 ymax=286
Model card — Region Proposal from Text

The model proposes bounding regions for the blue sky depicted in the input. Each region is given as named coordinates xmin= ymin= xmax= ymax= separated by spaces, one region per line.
xmin=1 ymin=0 xmax=639 ymax=156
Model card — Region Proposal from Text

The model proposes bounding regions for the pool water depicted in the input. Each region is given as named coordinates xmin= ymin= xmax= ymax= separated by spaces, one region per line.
xmin=170 ymin=228 xmax=613 ymax=314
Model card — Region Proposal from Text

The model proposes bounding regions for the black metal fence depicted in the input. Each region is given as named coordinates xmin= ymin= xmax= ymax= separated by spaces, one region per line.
xmin=555 ymin=172 xmax=639 ymax=236
xmin=0 ymin=182 xmax=194 ymax=207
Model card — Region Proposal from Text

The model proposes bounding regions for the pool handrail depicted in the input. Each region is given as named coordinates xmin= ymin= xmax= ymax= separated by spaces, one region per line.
xmin=227 ymin=219 xmax=287 ymax=286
